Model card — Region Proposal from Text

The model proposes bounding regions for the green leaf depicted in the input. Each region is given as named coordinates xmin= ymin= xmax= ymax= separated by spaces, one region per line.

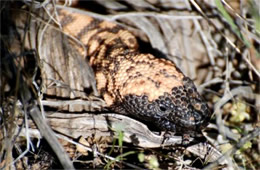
xmin=249 ymin=0 xmax=260 ymax=34
xmin=148 ymin=155 xmax=159 ymax=169
xmin=215 ymin=0 xmax=250 ymax=47
xmin=118 ymin=130 xmax=124 ymax=148
xmin=138 ymin=153 xmax=145 ymax=162
xmin=236 ymin=141 xmax=252 ymax=155
xmin=113 ymin=123 xmax=124 ymax=147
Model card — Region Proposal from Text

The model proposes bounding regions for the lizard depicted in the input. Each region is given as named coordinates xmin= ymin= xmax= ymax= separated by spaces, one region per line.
xmin=56 ymin=8 xmax=212 ymax=136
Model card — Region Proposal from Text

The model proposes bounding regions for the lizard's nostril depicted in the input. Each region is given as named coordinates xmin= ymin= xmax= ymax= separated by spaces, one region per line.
xmin=189 ymin=116 xmax=195 ymax=122
xmin=194 ymin=103 xmax=201 ymax=111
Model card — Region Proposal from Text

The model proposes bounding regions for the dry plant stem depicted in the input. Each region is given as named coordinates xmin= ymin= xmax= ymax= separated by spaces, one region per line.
xmin=122 ymin=0 xmax=157 ymax=10
xmin=10 ymin=106 xmax=35 ymax=167
xmin=242 ymin=49 xmax=260 ymax=78
xmin=37 ymin=4 xmax=56 ymax=63
xmin=180 ymin=19 xmax=196 ymax=78
xmin=56 ymin=5 xmax=203 ymax=21
xmin=28 ymin=106 xmax=75 ymax=170
xmin=4 ymin=2 xmax=33 ymax=166
xmin=46 ymin=113 xmax=186 ymax=148
xmin=41 ymin=99 xmax=105 ymax=108
xmin=204 ymin=127 xmax=260 ymax=170
xmin=56 ymin=134 xmax=143 ymax=170
xmin=199 ymin=77 xmax=224 ymax=89
xmin=189 ymin=0 xmax=241 ymax=53
xmin=109 ymin=12 xmax=203 ymax=21
xmin=221 ymin=0 xmax=251 ymax=25
xmin=193 ymin=19 xmax=216 ymax=66
xmin=95 ymin=0 xmax=127 ymax=10
xmin=17 ymin=113 xmax=223 ymax=163
xmin=4 ymin=109 xmax=17 ymax=169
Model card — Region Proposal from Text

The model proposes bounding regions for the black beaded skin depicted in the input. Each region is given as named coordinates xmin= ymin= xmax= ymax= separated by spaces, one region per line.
xmin=120 ymin=77 xmax=211 ymax=135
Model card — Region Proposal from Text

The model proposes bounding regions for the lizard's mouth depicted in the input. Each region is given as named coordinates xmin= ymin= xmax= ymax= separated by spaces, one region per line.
xmin=170 ymin=110 xmax=210 ymax=132
xmin=178 ymin=116 xmax=204 ymax=126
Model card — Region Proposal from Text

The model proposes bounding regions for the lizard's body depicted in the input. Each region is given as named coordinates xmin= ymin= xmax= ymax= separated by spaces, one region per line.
xmin=58 ymin=9 xmax=211 ymax=135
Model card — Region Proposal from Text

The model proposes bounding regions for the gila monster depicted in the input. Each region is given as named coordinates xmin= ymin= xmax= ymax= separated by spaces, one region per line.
xmin=57 ymin=8 xmax=212 ymax=136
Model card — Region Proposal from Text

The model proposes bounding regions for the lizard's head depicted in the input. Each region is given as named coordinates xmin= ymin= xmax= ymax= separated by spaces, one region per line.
xmin=121 ymin=76 xmax=211 ymax=135
xmin=159 ymin=76 xmax=211 ymax=133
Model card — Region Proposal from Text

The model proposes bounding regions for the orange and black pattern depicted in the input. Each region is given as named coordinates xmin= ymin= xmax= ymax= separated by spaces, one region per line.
xmin=58 ymin=9 xmax=211 ymax=135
